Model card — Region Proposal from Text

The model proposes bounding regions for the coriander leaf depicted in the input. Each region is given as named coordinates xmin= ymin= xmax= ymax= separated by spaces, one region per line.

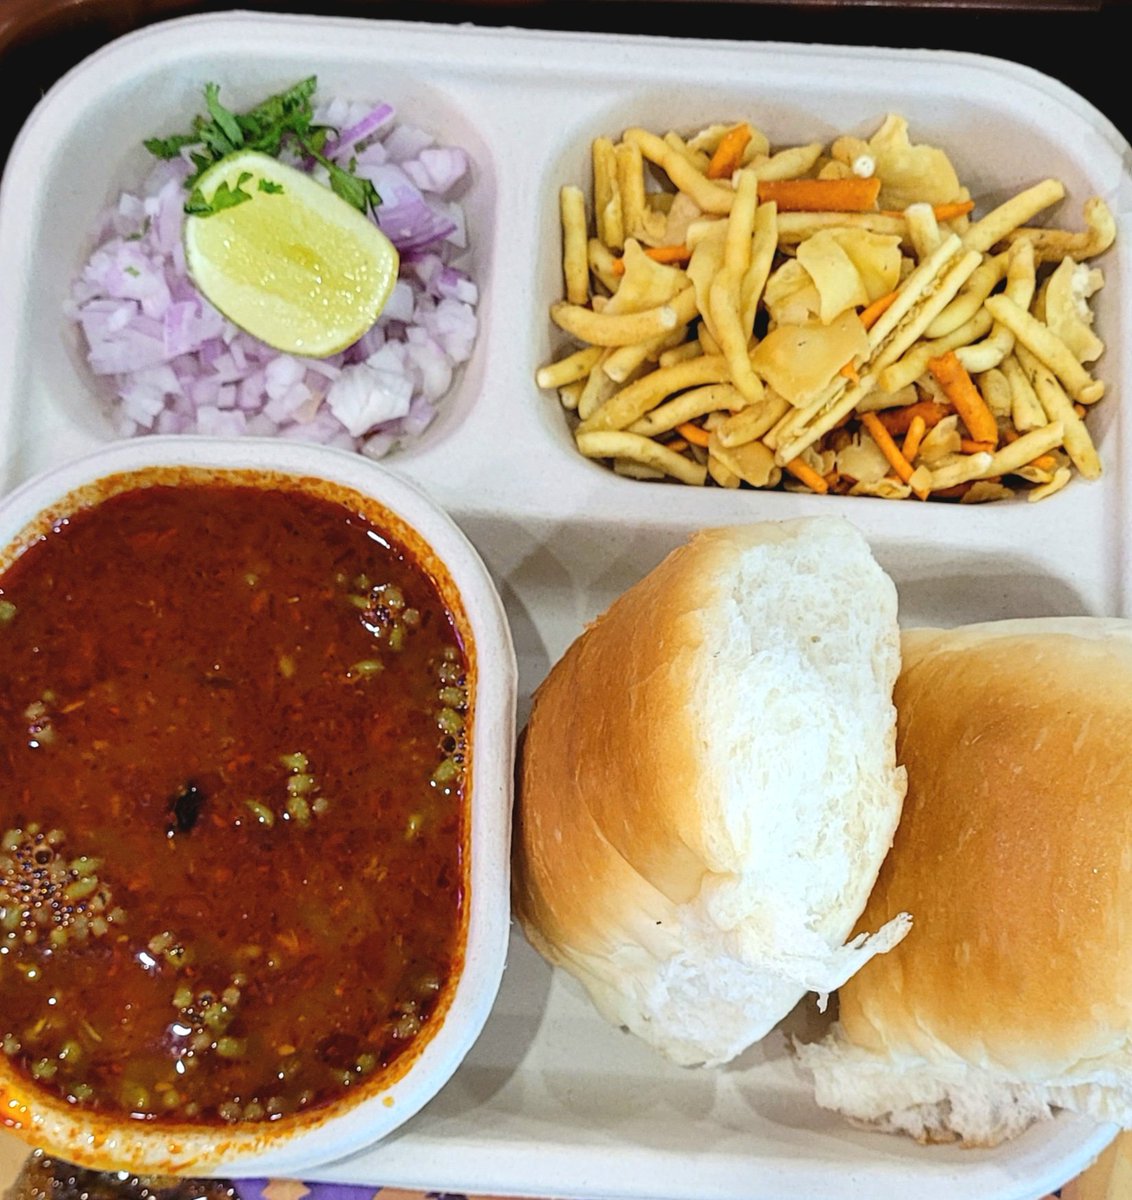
xmin=297 ymin=138 xmax=382 ymax=216
xmin=185 ymin=178 xmax=254 ymax=217
xmin=143 ymin=133 xmax=199 ymax=159
xmin=145 ymin=78 xmax=320 ymax=186
xmin=258 ymin=179 xmax=284 ymax=194
xmin=325 ymin=163 xmax=380 ymax=215
xmin=145 ymin=76 xmax=383 ymax=218
xmin=198 ymin=120 xmax=240 ymax=162
xmin=204 ymin=82 xmax=244 ymax=151
xmin=240 ymin=76 xmax=317 ymax=140
xmin=184 ymin=187 xmax=210 ymax=215
xmin=236 ymin=76 xmax=319 ymax=160
xmin=304 ymin=125 xmax=329 ymax=156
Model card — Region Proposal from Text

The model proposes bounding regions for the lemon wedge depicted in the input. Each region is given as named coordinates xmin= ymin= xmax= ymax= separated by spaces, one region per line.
xmin=183 ymin=150 xmax=399 ymax=358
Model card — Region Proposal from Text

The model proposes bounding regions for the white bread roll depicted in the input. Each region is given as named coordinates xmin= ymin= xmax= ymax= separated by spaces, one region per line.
xmin=799 ymin=616 xmax=1132 ymax=1144
xmin=512 ymin=517 xmax=910 ymax=1067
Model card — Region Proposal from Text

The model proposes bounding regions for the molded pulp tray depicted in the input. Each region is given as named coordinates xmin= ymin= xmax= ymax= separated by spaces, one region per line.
xmin=1 ymin=12 xmax=1131 ymax=1200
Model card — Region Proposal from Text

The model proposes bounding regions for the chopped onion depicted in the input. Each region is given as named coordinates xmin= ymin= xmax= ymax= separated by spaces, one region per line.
xmin=323 ymin=102 xmax=395 ymax=159
xmin=69 ymin=93 xmax=479 ymax=456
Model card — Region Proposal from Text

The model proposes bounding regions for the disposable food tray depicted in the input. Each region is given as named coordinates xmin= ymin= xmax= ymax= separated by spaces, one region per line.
xmin=1 ymin=13 xmax=1131 ymax=1200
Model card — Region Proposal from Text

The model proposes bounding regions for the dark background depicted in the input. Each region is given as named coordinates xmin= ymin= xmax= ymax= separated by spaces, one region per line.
xmin=1 ymin=0 xmax=1129 ymax=171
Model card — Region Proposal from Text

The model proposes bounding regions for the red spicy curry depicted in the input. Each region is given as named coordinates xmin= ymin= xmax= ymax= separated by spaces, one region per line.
xmin=0 ymin=480 xmax=469 ymax=1126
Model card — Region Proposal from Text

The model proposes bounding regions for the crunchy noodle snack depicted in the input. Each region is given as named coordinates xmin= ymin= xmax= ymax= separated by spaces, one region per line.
xmin=539 ymin=113 xmax=1115 ymax=502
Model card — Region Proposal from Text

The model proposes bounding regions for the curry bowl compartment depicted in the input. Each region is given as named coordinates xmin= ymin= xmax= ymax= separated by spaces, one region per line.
xmin=0 ymin=436 xmax=516 ymax=1177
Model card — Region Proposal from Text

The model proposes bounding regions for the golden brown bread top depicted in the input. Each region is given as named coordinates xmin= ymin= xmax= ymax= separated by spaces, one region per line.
xmin=839 ymin=621 xmax=1132 ymax=1078
xmin=513 ymin=527 xmax=733 ymax=961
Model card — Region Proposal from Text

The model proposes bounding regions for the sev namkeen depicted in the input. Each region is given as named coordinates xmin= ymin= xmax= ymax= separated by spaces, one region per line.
xmin=536 ymin=114 xmax=1116 ymax=502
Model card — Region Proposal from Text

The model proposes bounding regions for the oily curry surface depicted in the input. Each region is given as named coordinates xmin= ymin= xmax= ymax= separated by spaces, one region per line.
xmin=0 ymin=483 xmax=469 ymax=1126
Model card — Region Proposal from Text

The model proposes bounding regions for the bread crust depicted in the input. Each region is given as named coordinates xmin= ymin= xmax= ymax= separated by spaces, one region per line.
xmin=840 ymin=616 xmax=1132 ymax=1081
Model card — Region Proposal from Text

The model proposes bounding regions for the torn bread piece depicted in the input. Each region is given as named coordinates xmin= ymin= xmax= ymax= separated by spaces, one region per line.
xmin=514 ymin=518 xmax=909 ymax=1067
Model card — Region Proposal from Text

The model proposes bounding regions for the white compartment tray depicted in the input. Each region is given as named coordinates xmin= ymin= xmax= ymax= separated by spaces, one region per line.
xmin=1 ymin=13 xmax=1131 ymax=1200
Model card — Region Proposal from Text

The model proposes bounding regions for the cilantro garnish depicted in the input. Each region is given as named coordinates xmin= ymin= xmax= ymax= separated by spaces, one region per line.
xmin=307 ymin=151 xmax=380 ymax=215
xmin=145 ymin=77 xmax=379 ymax=218
xmin=184 ymin=172 xmax=256 ymax=217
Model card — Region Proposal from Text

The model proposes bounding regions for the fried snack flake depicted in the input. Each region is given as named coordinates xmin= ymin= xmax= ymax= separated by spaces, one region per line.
xmin=538 ymin=112 xmax=1117 ymax=502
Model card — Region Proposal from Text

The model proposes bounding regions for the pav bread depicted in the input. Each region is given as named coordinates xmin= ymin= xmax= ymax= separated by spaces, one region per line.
xmin=512 ymin=517 xmax=910 ymax=1067
xmin=799 ymin=616 xmax=1132 ymax=1145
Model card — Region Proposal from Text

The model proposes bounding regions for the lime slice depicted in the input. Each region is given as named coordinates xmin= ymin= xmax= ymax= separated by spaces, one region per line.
xmin=183 ymin=150 xmax=399 ymax=358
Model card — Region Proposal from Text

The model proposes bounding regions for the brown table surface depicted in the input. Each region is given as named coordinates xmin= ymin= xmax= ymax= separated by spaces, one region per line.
xmin=1 ymin=1 xmax=1129 ymax=1196
xmin=0 ymin=0 xmax=1129 ymax=167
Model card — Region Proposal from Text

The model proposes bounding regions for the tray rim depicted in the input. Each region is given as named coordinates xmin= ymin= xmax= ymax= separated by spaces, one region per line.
xmin=0 ymin=12 xmax=1128 ymax=1199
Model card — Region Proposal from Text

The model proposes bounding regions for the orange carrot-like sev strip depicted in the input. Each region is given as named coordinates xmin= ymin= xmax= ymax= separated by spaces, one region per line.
xmin=859 ymin=289 xmax=900 ymax=330
xmin=960 ymin=439 xmax=996 ymax=455
xmin=875 ymin=400 xmax=952 ymax=437
xmin=784 ymin=458 xmax=829 ymax=494
xmin=927 ymin=351 xmax=999 ymax=447
xmin=861 ymin=412 xmax=914 ymax=485
xmin=902 ymin=414 xmax=927 ymax=462
xmin=757 ymin=176 xmax=881 ymax=213
xmin=878 ymin=200 xmax=976 ymax=221
xmin=839 ymin=360 xmax=860 ymax=383
xmin=644 ymin=244 xmax=692 ymax=264
xmin=666 ymin=438 xmax=689 ymax=453
xmin=610 ymin=244 xmax=692 ymax=275
xmin=706 ymin=124 xmax=753 ymax=180
xmin=675 ymin=421 xmax=712 ymax=448
xmin=931 ymin=200 xmax=976 ymax=221
xmin=1029 ymin=453 xmax=1058 ymax=471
